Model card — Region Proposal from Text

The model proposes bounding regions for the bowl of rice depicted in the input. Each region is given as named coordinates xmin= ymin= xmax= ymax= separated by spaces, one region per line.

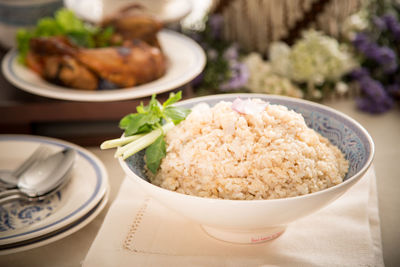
xmin=119 ymin=94 xmax=374 ymax=244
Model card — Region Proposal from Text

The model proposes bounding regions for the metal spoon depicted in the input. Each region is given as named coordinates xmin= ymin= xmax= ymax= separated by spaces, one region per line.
xmin=0 ymin=148 xmax=76 ymax=205
xmin=0 ymin=169 xmax=73 ymax=205
xmin=0 ymin=145 xmax=50 ymax=189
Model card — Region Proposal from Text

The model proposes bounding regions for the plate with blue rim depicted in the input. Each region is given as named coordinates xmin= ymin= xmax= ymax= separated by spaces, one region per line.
xmin=0 ymin=135 xmax=109 ymax=254
xmin=1 ymin=30 xmax=205 ymax=102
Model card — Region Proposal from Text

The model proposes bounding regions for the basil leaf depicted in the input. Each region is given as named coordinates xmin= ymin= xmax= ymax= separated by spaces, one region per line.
xmin=35 ymin=18 xmax=63 ymax=36
xmin=149 ymin=94 xmax=161 ymax=110
xmin=119 ymin=113 xmax=135 ymax=129
xmin=121 ymin=113 xmax=152 ymax=136
xmin=145 ymin=135 xmax=166 ymax=173
xmin=164 ymin=106 xmax=191 ymax=124
xmin=68 ymin=31 xmax=95 ymax=48
xmin=136 ymin=102 xmax=148 ymax=113
xmin=55 ymin=9 xmax=86 ymax=33
xmin=95 ymin=26 xmax=114 ymax=47
xmin=163 ymin=91 xmax=182 ymax=107
xmin=16 ymin=29 xmax=34 ymax=64
xmin=136 ymin=124 xmax=152 ymax=134
xmin=145 ymin=115 xmax=162 ymax=128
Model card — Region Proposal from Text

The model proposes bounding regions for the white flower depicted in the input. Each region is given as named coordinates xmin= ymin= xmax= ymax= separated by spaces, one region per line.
xmin=242 ymin=53 xmax=303 ymax=98
xmin=342 ymin=10 xmax=369 ymax=40
xmin=335 ymin=81 xmax=349 ymax=95
xmin=271 ymin=30 xmax=356 ymax=86
xmin=269 ymin=42 xmax=291 ymax=77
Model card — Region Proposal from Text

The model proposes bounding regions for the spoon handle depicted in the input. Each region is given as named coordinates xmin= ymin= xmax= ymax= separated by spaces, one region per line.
xmin=0 ymin=192 xmax=26 ymax=206
xmin=0 ymin=182 xmax=16 ymax=190
xmin=13 ymin=145 xmax=49 ymax=177
xmin=0 ymin=189 xmax=20 ymax=199
xmin=0 ymin=145 xmax=50 ymax=187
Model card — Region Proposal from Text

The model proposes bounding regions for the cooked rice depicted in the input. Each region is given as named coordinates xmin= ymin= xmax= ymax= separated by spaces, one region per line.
xmin=148 ymin=99 xmax=349 ymax=200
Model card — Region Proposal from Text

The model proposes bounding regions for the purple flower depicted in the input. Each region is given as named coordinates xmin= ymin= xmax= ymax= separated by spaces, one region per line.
xmin=363 ymin=44 xmax=393 ymax=67
xmin=382 ymin=14 xmax=400 ymax=40
xmin=208 ymin=14 xmax=224 ymax=40
xmin=356 ymin=76 xmax=394 ymax=113
xmin=223 ymin=44 xmax=239 ymax=61
xmin=373 ymin=16 xmax=387 ymax=31
xmin=353 ymin=33 xmax=381 ymax=61
xmin=349 ymin=67 xmax=369 ymax=80
xmin=382 ymin=14 xmax=397 ymax=28
xmin=356 ymin=97 xmax=393 ymax=114
xmin=376 ymin=46 xmax=398 ymax=74
xmin=353 ymin=34 xmax=398 ymax=74
xmin=353 ymin=33 xmax=372 ymax=53
xmin=363 ymin=43 xmax=381 ymax=60
xmin=360 ymin=76 xmax=388 ymax=99
xmin=220 ymin=62 xmax=249 ymax=91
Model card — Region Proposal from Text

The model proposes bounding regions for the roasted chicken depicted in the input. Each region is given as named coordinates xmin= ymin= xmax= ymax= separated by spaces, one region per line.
xmin=45 ymin=56 xmax=99 ymax=90
xmin=29 ymin=36 xmax=166 ymax=89
xmin=25 ymin=12 xmax=166 ymax=90
xmin=76 ymin=41 xmax=165 ymax=87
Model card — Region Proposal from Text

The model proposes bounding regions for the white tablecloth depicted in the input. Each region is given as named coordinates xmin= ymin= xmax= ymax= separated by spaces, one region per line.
xmin=83 ymin=166 xmax=383 ymax=267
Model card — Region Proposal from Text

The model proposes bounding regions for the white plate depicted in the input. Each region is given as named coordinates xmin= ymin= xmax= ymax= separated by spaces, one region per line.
xmin=0 ymin=188 xmax=109 ymax=255
xmin=0 ymin=135 xmax=109 ymax=250
xmin=65 ymin=0 xmax=192 ymax=24
xmin=2 ymin=30 xmax=205 ymax=102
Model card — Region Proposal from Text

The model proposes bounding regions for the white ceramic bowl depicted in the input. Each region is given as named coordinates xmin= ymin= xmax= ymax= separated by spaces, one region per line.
xmin=119 ymin=94 xmax=374 ymax=244
xmin=0 ymin=0 xmax=63 ymax=48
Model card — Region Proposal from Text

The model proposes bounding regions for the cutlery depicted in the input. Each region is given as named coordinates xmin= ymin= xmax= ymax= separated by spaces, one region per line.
xmin=0 ymin=145 xmax=50 ymax=189
xmin=0 ymin=170 xmax=73 ymax=205
xmin=0 ymin=148 xmax=76 ymax=205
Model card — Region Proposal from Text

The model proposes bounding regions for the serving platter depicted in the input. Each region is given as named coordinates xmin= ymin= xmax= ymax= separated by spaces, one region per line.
xmin=2 ymin=30 xmax=205 ymax=102
xmin=0 ymin=135 xmax=109 ymax=253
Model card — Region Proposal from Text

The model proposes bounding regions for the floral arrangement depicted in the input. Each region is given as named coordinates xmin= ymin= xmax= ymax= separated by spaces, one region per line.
xmin=268 ymin=30 xmax=355 ymax=99
xmin=345 ymin=0 xmax=400 ymax=113
xmin=241 ymin=53 xmax=303 ymax=98
xmin=184 ymin=1 xmax=399 ymax=114
xmin=185 ymin=14 xmax=354 ymax=101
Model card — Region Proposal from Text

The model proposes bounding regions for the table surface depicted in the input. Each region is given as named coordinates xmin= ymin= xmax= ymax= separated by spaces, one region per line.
xmin=0 ymin=98 xmax=399 ymax=266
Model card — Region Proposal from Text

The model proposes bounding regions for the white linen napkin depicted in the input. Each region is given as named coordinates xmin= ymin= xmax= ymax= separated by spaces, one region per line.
xmin=83 ymin=167 xmax=383 ymax=267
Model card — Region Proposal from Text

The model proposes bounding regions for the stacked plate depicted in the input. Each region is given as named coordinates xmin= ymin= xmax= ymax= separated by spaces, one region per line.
xmin=0 ymin=135 xmax=109 ymax=254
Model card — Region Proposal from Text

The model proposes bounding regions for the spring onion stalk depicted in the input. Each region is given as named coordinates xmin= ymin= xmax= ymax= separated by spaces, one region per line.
xmin=100 ymin=134 xmax=145 ymax=149
xmin=116 ymin=122 xmax=174 ymax=159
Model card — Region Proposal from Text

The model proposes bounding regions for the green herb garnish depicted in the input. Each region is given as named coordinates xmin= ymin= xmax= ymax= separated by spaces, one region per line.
xmin=100 ymin=91 xmax=190 ymax=173
xmin=17 ymin=8 xmax=115 ymax=64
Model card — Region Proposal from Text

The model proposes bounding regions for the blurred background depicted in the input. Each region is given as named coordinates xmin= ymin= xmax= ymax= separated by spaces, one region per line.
xmin=1 ymin=0 xmax=399 ymax=139
xmin=1 ymin=0 xmax=399 ymax=143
